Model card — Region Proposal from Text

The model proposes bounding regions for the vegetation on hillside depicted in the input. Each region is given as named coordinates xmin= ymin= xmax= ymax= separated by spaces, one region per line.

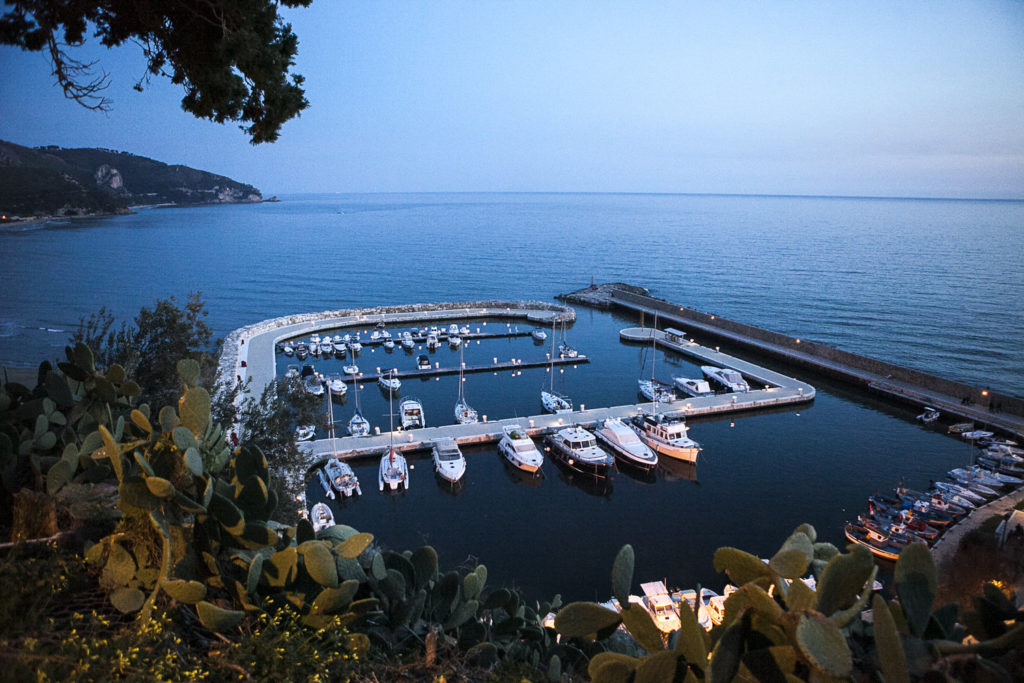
xmin=0 ymin=140 xmax=262 ymax=217
xmin=0 ymin=295 xmax=1020 ymax=680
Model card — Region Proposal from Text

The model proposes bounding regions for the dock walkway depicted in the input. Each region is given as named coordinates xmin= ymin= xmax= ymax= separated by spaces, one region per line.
xmin=562 ymin=285 xmax=1024 ymax=439
xmin=318 ymin=354 xmax=589 ymax=384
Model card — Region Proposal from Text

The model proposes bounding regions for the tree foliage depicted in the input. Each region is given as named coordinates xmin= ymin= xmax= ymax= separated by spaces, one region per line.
xmin=71 ymin=291 xmax=214 ymax=410
xmin=0 ymin=0 xmax=313 ymax=143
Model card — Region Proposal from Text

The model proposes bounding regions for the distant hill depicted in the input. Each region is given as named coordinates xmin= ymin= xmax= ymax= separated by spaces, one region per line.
xmin=0 ymin=140 xmax=263 ymax=219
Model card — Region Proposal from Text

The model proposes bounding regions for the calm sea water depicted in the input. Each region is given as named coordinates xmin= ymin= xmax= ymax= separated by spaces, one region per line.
xmin=2 ymin=193 xmax=1022 ymax=600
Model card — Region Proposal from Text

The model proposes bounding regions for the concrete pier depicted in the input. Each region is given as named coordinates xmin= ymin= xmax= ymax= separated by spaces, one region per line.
xmin=314 ymin=354 xmax=590 ymax=384
xmin=561 ymin=284 xmax=1024 ymax=439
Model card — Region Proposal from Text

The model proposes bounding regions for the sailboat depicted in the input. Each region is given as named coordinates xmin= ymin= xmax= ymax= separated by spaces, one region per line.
xmin=637 ymin=324 xmax=675 ymax=402
xmin=557 ymin=321 xmax=578 ymax=358
xmin=541 ymin=318 xmax=573 ymax=414
xmin=347 ymin=374 xmax=370 ymax=436
xmin=379 ymin=371 xmax=410 ymax=492
xmin=454 ymin=343 xmax=478 ymax=424
xmin=324 ymin=390 xmax=361 ymax=496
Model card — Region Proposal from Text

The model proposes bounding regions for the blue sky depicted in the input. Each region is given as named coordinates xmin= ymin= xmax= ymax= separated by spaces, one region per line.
xmin=2 ymin=1 xmax=1022 ymax=197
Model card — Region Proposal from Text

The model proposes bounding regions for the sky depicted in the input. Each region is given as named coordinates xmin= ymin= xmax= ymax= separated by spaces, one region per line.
xmin=1 ymin=1 xmax=1023 ymax=198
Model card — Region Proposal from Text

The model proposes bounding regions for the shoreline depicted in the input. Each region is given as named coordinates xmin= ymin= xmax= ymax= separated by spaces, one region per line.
xmin=0 ymin=198 xmax=273 ymax=230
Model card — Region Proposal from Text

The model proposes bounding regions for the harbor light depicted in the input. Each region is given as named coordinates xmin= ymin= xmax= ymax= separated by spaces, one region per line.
xmin=482 ymin=415 xmax=487 ymax=422
xmin=982 ymin=389 xmax=989 ymax=397
xmin=795 ymin=339 xmax=801 ymax=344
xmin=493 ymin=357 xmax=497 ymax=364
xmin=580 ymin=404 xmax=585 ymax=411
xmin=715 ymin=346 xmax=720 ymax=352
xmin=529 ymin=419 xmax=534 ymax=427
xmin=374 ymin=427 xmax=380 ymax=435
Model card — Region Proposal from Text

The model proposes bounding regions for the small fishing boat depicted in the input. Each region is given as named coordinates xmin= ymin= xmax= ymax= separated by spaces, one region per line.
xmin=531 ymin=328 xmax=548 ymax=342
xmin=432 ymin=437 xmax=467 ymax=484
xmin=916 ymin=406 xmax=940 ymax=423
xmin=498 ymin=424 xmax=543 ymax=473
xmin=417 ymin=354 xmax=431 ymax=370
xmin=545 ymin=426 xmax=615 ymax=477
xmin=948 ymin=422 xmax=974 ymax=434
xmin=701 ymin=365 xmax=749 ymax=392
xmin=673 ymin=377 xmax=714 ymax=397
xmin=672 ymin=588 xmax=718 ymax=631
xmin=949 ymin=466 xmax=1008 ymax=489
xmin=296 ymin=425 xmax=316 ymax=441
xmin=594 ymin=417 xmax=658 ymax=471
xmin=343 ymin=364 xmax=359 ymax=375
xmin=843 ymin=523 xmax=905 ymax=561
xmin=378 ymin=369 xmax=401 ymax=394
xmin=310 ymin=502 xmax=336 ymax=533
xmin=933 ymin=480 xmax=986 ymax=504
xmin=632 ymin=413 xmax=700 ymax=462
xmin=400 ymin=397 xmax=425 ymax=429
xmin=638 ymin=378 xmax=675 ymax=403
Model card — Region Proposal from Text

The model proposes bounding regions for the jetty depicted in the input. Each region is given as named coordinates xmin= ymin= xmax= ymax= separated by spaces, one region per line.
xmin=559 ymin=283 xmax=1024 ymax=439
xmin=302 ymin=327 xmax=813 ymax=461
xmin=320 ymin=354 xmax=589 ymax=384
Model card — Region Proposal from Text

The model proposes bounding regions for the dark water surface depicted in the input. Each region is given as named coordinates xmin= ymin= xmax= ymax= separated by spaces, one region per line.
xmin=2 ymin=193 xmax=1021 ymax=601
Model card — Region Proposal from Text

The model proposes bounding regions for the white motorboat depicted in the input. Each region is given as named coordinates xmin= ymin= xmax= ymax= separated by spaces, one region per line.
xmin=417 ymin=354 xmax=431 ymax=370
xmin=296 ymin=424 xmax=315 ymax=441
xmin=448 ymin=323 xmax=460 ymax=337
xmin=672 ymin=588 xmax=717 ymax=632
xmin=378 ymin=369 xmax=401 ymax=394
xmin=348 ymin=341 xmax=362 ymax=354
xmin=701 ymin=365 xmax=749 ymax=392
xmin=545 ymin=426 xmax=615 ymax=477
xmin=333 ymin=345 xmax=347 ymax=359
xmin=310 ymin=502 xmax=335 ymax=533
xmin=454 ymin=344 xmax=479 ymax=424
xmin=324 ymin=458 xmax=361 ymax=497
xmin=304 ymin=375 xmax=324 ymax=396
xmin=341 ymin=333 xmax=351 ymax=344
xmin=635 ymin=581 xmax=680 ymax=635
xmin=459 ymin=325 xmax=470 ymax=335
xmin=673 ymin=377 xmax=714 ymax=398
xmin=498 ymin=424 xmax=544 ymax=473
xmin=380 ymin=329 xmax=392 ymax=340
xmin=327 ymin=376 xmax=347 ymax=398
xmin=432 ymin=437 xmax=467 ymax=484
xmin=282 ymin=342 xmax=295 ymax=357
xmin=594 ymin=417 xmax=658 ymax=470
xmin=309 ymin=340 xmax=320 ymax=357
xmin=379 ymin=448 xmax=409 ymax=492
xmin=448 ymin=335 xmax=461 ymax=348
xmin=638 ymin=378 xmax=675 ymax=403
xmin=933 ymin=480 xmax=986 ymax=504
xmin=632 ymin=413 xmax=700 ymax=462
xmin=320 ymin=337 xmax=334 ymax=354
xmin=950 ymin=466 xmax=1010 ymax=488
xmin=285 ymin=364 xmax=300 ymax=378
xmin=961 ymin=430 xmax=995 ymax=440
xmin=401 ymin=334 xmax=415 ymax=350
xmin=916 ymin=406 xmax=940 ymax=423
xmin=343 ymin=364 xmax=359 ymax=375
xmin=383 ymin=339 xmax=395 ymax=350
xmin=370 ymin=330 xmax=381 ymax=342
xmin=426 ymin=333 xmax=440 ymax=349
xmin=400 ymin=397 xmax=425 ymax=429
xmin=531 ymin=328 xmax=547 ymax=342
xmin=947 ymin=469 xmax=999 ymax=496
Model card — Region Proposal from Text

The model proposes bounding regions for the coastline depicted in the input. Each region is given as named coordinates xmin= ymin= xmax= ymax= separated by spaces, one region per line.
xmin=0 ymin=198 xmax=273 ymax=230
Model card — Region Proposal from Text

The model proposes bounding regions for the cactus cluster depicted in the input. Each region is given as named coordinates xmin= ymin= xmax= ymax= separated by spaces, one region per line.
xmin=553 ymin=525 xmax=1024 ymax=682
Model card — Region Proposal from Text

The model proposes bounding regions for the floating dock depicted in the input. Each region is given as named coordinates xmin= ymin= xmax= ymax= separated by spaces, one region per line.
xmin=318 ymin=354 xmax=589 ymax=384
xmin=302 ymin=327 xmax=814 ymax=462
xmin=560 ymin=283 xmax=1024 ymax=439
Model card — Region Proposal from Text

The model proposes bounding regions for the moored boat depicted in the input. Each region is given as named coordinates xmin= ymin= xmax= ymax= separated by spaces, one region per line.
xmin=310 ymin=502 xmax=336 ymax=533
xmin=324 ymin=458 xmax=361 ymax=497
xmin=296 ymin=425 xmax=315 ymax=441
xmin=638 ymin=378 xmax=676 ymax=403
xmin=400 ymin=397 xmax=425 ymax=429
xmin=594 ymin=417 xmax=658 ymax=471
xmin=531 ymin=328 xmax=547 ymax=342
xmin=432 ymin=437 xmax=467 ymax=484
xmin=635 ymin=581 xmax=680 ymax=635
xmin=916 ymin=406 xmax=940 ymax=423
xmin=701 ymin=365 xmax=749 ymax=392
xmin=673 ymin=377 xmax=714 ymax=397
xmin=545 ymin=426 xmax=615 ymax=477
xmin=632 ymin=413 xmax=700 ymax=462
xmin=378 ymin=369 xmax=402 ymax=394
xmin=498 ymin=424 xmax=543 ymax=473
xmin=844 ymin=523 xmax=905 ymax=561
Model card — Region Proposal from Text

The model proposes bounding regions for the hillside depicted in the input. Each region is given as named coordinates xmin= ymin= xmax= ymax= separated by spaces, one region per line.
xmin=0 ymin=140 xmax=262 ymax=219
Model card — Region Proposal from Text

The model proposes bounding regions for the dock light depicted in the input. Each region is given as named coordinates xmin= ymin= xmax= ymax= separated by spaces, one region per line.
xmin=715 ymin=346 xmax=720 ymax=352
xmin=798 ymin=387 xmax=803 ymax=395
xmin=560 ymin=368 xmax=564 ymax=374
xmin=482 ymin=415 xmax=487 ymax=422
xmin=408 ymin=434 xmax=414 ymax=441
xmin=796 ymin=412 xmax=801 ymax=417
xmin=493 ymin=357 xmax=497 ymax=364
xmin=795 ymin=339 xmax=801 ymax=344
xmin=730 ymin=421 xmax=735 ymax=428
xmin=517 ymin=370 xmax=522 ymax=376
xmin=435 ymin=362 xmax=440 ymax=368
xmin=557 ymin=418 xmax=564 ymax=425
xmin=982 ymin=389 xmax=989 ymax=397
xmin=580 ymin=404 xmax=585 ymax=411
xmin=711 ymin=315 xmax=715 ymax=320
xmin=376 ymin=366 xmax=380 ymax=373
xmin=374 ymin=427 xmax=380 ymax=435
xmin=529 ymin=419 xmax=535 ymax=427
xmin=573 ymin=364 xmax=577 ymax=369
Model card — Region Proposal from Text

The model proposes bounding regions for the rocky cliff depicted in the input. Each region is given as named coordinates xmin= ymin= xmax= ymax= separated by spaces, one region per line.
xmin=0 ymin=140 xmax=263 ymax=219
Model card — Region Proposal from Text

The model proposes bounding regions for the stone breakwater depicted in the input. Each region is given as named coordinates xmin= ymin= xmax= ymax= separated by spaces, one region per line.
xmin=215 ymin=299 xmax=574 ymax=394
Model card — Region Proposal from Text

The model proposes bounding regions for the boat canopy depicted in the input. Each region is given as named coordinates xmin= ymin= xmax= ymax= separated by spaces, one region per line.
xmin=664 ymin=327 xmax=686 ymax=341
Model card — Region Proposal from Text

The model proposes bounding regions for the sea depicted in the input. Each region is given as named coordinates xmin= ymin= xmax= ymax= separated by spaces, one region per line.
xmin=2 ymin=193 xmax=1022 ymax=601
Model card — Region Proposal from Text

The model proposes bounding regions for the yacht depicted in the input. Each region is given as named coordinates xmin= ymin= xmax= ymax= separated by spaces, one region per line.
xmin=701 ymin=365 xmax=749 ymax=392
xmin=378 ymin=369 xmax=401 ymax=394
xmin=400 ymin=397 xmax=426 ymax=429
xmin=324 ymin=458 xmax=361 ymax=497
xmin=594 ymin=417 xmax=658 ymax=471
xmin=545 ymin=426 xmax=615 ymax=477
xmin=638 ymin=378 xmax=675 ymax=403
xmin=498 ymin=424 xmax=544 ymax=473
xmin=401 ymin=333 xmax=415 ymax=350
xmin=320 ymin=337 xmax=334 ymax=355
xmin=310 ymin=502 xmax=335 ymax=533
xmin=448 ymin=334 xmax=461 ymax=348
xmin=426 ymin=333 xmax=440 ymax=349
xmin=432 ymin=437 xmax=467 ymax=484
xmin=304 ymin=374 xmax=325 ymax=396
xmin=448 ymin=323 xmax=460 ymax=337
xmin=343 ymin=363 xmax=359 ymax=376
xmin=632 ymin=413 xmax=701 ymax=462
xmin=333 ymin=345 xmax=347 ymax=359
xmin=327 ymin=376 xmax=347 ymax=398
xmin=295 ymin=343 xmax=309 ymax=360
xmin=635 ymin=581 xmax=681 ymax=635
xmin=309 ymin=339 xmax=320 ymax=357
xmin=673 ymin=377 xmax=714 ymax=398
